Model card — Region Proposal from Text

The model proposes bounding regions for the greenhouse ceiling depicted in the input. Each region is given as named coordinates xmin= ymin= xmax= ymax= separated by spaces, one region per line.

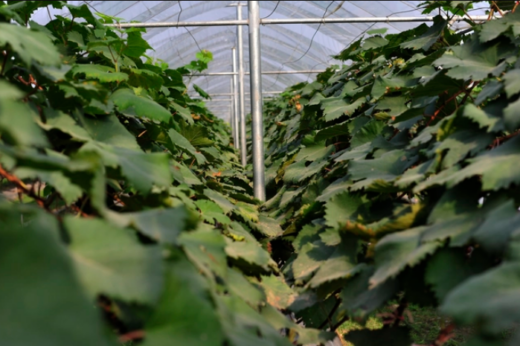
xmin=31 ymin=1 xmax=485 ymax=120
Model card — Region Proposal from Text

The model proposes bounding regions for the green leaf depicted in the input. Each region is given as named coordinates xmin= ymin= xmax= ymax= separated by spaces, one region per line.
xmin=292 ymin=238 xmax=335 ymax=281
xmin=0 ymin=206 xmax=113 ymax=346
xmin=204 ymin=188 xmax=235 ymax=214
xmin=39 ymin=109 xmax=91 ymax=142
xmin=400 ymin=16 xmax=447 ymax=51
xmin=253 ymin=214 xmax=283 ymax=238
xmin=479 ymin=10 xmax=520 ymax=42
xmin=171 ymin=102 xmax=194 ymax=124
xmin=315 ymin=120 xmax=349 ymax=142
xmin=316 ymin=176 xmax=351 ymax=202
xmin=339 ymin=265 xmax=398 ymax=318
xmin=195 ymin=199 xmax=231 ymax=225
xmin=0 ymin=80 xmax=24 ymax=99
xmin=503 ymin=97 xmax=520 ymax=131
xmin=15 ymin=167 xmax=83 ymax=205
xmin=170 ymin=160 xmax=202 ymax=186
xmin=325 ymin=191 xmax=365 ymax=228
xmin=143 ymin=258 xmax=224 ymax=346
xmin=0 ymin=23 xmax=60 ymax=66
xmin=370 ymin=227 xmax=441 ymax=288
xmin=168 ymin=128 xmax=206 ymax=165
xmin=472 ymin=200 xmax=520 ymax=255
xmin=70 ymin=64 xmax=128 ymax=82
xmin=307 ymin=233 xmax=361 ymax=288
xmin=349 ymin=149 xmax=417 ymax=189
xmin=441 ymin=262 xmax=520 ymax=334
xmin=180 ymin=125 xmax=214 ymax=147
xmin=258 ymin=275 xmax=296 ymax=310
xmin=178 ymin=227 xmax=227 ymax=278
xmin=439 ymin=135 xmax=520 ymax=191
xmin=113 ymin=147 xmax=172 ymax=193
xmin=321 ymin=96 xmax=365 ymax=122
xmin=0 ymin=100 xmax=49 ymax=147
xmin=295 ymin=142 xmax=335 ymax=162
xmin=125 ymin=31 xmax=153 ymax=58
xmin=425 ymin=248 xmax=491 ymax=302
xmin=367 ymin=28 xmax=388 ymax=35
xmin=111 ymin=88 xmax=171 ymax=122
xmin=462 ymin=103 xmax=501 ymax=132
xmin=118 ymin=206 xmax=190 ymax=244
xmin=78 ymin=113 xmax=141 ymax=149
xmin=66 ymin=4 xmax=102 ymax=27
xmin=434 ymin=38 xmax=507 ymax=81
xmin=64 ymin=216 xmax=164 ymax=304
xmin=225 ymin=239 xmax=272 ymax=271
xmin=128 ymin=68 xmax=163 ymax=89
xmin=194 ymin=84 xmax=211 ymax=99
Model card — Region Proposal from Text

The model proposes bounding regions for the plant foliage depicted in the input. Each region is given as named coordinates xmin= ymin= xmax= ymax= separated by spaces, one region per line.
xmin=258 ymin=1 xmax=520 ymax=345
xmin=0 ymin=2 xmax=329 ymax=345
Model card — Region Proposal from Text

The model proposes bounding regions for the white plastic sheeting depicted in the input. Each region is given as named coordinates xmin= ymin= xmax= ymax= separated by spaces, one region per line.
xmin=30 ymin=1 xmax=484 ymax=120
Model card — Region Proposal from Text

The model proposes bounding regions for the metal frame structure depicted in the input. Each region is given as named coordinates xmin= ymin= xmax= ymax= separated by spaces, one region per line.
xmin=100 ymin=3 xmax=486 ymax=201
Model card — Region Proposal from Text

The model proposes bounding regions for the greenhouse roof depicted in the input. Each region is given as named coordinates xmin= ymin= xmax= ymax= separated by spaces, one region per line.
xmin=31 ymin=1 xmax=483 ymax=120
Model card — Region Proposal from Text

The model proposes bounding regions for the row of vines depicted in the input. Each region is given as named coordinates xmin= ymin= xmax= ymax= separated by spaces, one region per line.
xmin=0 ymin=1 xmax=329 ymax=345
xmin=3 ymin=1 xmax=520 ymax=345
xmin=256 ymin=1 xmax=520 ymax=345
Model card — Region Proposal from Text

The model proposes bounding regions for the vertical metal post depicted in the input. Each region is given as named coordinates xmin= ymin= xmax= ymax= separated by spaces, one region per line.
xmin=229 ymin=78 xmax=236 ymax=147
xmin=232 ymin=47 xmax=240 ymax=151
xmin=237 ymin=3 xmax=247 ymax=166
xmin=248 ymin=1 xmax=265 ymax=201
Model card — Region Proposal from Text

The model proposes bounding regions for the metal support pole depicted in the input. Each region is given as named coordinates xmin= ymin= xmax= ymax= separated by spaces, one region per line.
xmin=248 ymin=1 xmax=265 ymax=201
xmin=232 ymin=47 xmax=240 ymax=151
xmin=237 ymin=3 xmax=247 ymax=166
xmin=229 ymin=78 xmax=236 ymax=147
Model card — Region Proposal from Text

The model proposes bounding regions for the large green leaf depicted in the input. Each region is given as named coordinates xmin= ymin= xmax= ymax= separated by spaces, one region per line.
xmin=124 ymin=31 xmax=153 ymax=58
xmin=370 ymin=227 xmax=441 ymax=288
xmin=434 ymin=38 xmax=507 ymax=81
xmin=321 ymin=96 xmax=364 ymax=122
xmin=440 ymin=135 xmax=520 ymax=191
xmin=111 ymin=88 xmax=171 ymax=122
xmin=143 ymin=258 xmax=224 ymax=346
xmin=64 ymin=216 xmax=164 ymax=304
xmin=70 ymin=64 xmax=128 ymax=82
xmin=0 ymin=23 xmax=60 ymax=66
xmin=400 ymin=16 xmax=447 ymax=51
xmin=339 ymin=266 xmax=398 ymax=318
xmin=0 ymin=100 xmax=49 ymax=147
xmin=441 ymin=262 xmax=520 ymax=334
xmin=0 ymin=206 xmax=113 ymax=346
xmin=425 ymin=248 xmax=491 ymax=302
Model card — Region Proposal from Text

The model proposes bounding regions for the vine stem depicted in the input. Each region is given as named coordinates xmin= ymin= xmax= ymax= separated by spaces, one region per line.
xmin=491 ymin=1 xmax=505 ymax=16
xmin=119 ymin=330 xmax=145 ymax=343
xmin=392 ymin=298 xmax=408 ymax=327
xmin=0 ymin=164 xmax=46 ymax=209
xmin=1 ymin=50 xmax=9 ymax=76
xmin=426 ymin=81 xmax=476 ymax=126
xmin=426 ymin=90 xmax=464 ymax=126
xmin=430 ymin=323 xmax=455 ymax=346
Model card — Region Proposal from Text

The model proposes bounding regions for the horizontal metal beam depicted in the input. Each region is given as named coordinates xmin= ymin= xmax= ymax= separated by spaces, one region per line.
xmin=189 ymin=91 xmax=283 ymax=97
xmin=103 ymin=15 xmax=489 ymax=28
xmin=190 ymin=69 xmax=328 ymax=76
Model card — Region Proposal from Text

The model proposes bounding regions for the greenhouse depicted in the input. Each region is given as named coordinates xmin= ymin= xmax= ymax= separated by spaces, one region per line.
xmin=1 ymin=1 xmax=520 ymax=345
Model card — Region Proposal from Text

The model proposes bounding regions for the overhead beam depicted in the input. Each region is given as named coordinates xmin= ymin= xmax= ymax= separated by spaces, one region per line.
xmin=190 ymin=69 xmax=329 ymax=76
xmin=103 ymin=15 xmax=489 ymax=28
